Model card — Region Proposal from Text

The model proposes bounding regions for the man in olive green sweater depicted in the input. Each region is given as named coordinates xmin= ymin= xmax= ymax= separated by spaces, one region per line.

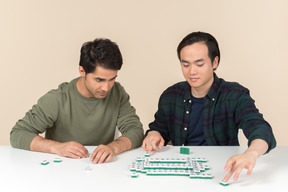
xmin=10 ymin=38 xmax=144 ymax=164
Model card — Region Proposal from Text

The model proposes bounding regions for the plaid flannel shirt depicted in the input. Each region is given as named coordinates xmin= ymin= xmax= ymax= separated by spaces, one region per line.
xmin=147 ymin=73 xmax=276 ymax=153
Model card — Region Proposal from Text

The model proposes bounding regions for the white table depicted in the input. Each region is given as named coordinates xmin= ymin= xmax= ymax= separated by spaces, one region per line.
xmin=0 ymin=146 xmax=286 ymax=192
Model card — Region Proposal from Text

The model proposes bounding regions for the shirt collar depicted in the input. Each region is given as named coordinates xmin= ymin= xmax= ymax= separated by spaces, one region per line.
xmin=206 ymin=73 xmax=220 ymax=101
xmin=183 ymin=81 xmax=192 ymax=102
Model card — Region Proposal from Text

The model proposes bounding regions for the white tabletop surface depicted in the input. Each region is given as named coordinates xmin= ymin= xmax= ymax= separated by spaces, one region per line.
xmin=0 ymin=145 xmax=286 ymax=192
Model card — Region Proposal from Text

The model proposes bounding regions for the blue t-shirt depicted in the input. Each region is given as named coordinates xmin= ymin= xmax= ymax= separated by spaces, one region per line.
xmin=186 ymin=95 xmax=206 ymax=145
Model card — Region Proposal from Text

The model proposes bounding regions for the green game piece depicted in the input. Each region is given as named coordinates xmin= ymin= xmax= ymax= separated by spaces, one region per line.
xmin=206 ymin=174 xmax=213 ymax=179
xmin=180 ymin=147 xmax=190 ymax=155
xmin=220 ymin=181 xmax=229 ymax=186
xmin=145 ymin=153 xmax=150 ymax=157
xmin=131 ymin=172 xmax=138 ymax=178
xmin=54 ymin=157 xmax=62 ymax=163
xmin=41 ymin=160 xmax=49 ymax=165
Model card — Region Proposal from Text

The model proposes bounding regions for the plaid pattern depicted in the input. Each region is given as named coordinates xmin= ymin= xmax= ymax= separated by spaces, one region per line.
xmin=148 ymin=73 xmax=276 ymax=153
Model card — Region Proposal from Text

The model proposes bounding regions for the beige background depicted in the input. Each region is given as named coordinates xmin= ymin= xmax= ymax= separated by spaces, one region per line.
xmin=1 ymin=0 xmax=287 ymax=146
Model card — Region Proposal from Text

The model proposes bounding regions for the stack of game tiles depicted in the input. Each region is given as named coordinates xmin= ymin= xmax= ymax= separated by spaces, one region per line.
xmin=130 ymin=156 xmax=212 ymax=179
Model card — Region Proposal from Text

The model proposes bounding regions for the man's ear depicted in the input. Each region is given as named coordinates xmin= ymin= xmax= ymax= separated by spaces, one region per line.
xmin=212 ymin=56 xmax=219 ymax=70
xmin=79 ymin=66 xmax=86 ymax=78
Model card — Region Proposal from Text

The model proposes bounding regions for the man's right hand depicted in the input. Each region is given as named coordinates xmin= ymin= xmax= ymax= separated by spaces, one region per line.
xmin=142 ymin=131 xmax=164 ymax=154
xmin=51 ymin=141 xmax=89 ymax=159
xmin=30 ymin=136 xmax=89 ymax=159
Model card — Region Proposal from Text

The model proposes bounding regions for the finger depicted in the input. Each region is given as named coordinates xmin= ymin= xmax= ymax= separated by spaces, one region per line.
xmin=146 ymin=143 xmax=153 ymax=154
xmin=158 ymin=138 xmax=165 ymax=150
xmin=142 ymin=140 xmax=152 ymax=153
xmin=72 ymin=143 xmax=89 ymax=154
xmin=142 ymin=140 xmax=147 ymax=150
xmin=223 ymin=161 xmax=237 ymax=182
xmin=68 ymin=148 xmax=86 ymax=159
xmin=246 ymin=164 xmax=254 ymax=176
xmin=92 ymin=147 xmax=108 ymax=164
xmin=97 ymin=151 xmax=109 ymax=164
xmin=104 ymin=153 xmax=114 ymax=163
xmin=92 ymin=150 xmax=102 ymax=164
xmin=233 ymin=164 xmax=245 ymax=181
xmin=150 ymin=140 xmax=158 ymax=151
xmin=90 ymin=147 xmax=100 ymax=162
xmin=224 ymin=158 xmax=234 ymax=172
xmin=223 ymin=171 xmax=233 ymax=182
xmin=82 ymin=147 xmax=89 ymax=157
xmin=147 ymin=147 xmax=153 ymax=154
xmin=97 ymin=147 xmax=114 ymax=164
xmin=142 ymin=140 xmax=151 ymax=152
xmin=68 ymin=143 xmax=89 ymax=158
xmin=70 ymin=147 xmax=88 ymax=158
xmin=65 ymin=151 xmax=82 ymax=159
xmin=90 ymin=152 xmax=96 ymax=162
xmin=79 ymin=146 xmax=89 ymax=158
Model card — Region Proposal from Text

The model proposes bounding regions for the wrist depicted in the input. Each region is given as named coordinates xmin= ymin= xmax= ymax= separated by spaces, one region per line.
xmin=148 ymin=130 xmax=161 ymax=136
xmin=246 ymin=139 xmax=269 ymax=158
xmin=49 ymin=142 xmax=58 ymax=154
xmin=244 ymin=150 xmax=259 ymax=158
xmin=108 ymin=137 xmax=131 ymax=155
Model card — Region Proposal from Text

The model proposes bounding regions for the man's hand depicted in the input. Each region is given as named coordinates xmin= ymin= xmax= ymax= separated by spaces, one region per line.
xmin=51 ymin=141 xmax=89 ymax=159
xmin=223 ymin=151 xmax=257 ymax=182
xmin=142 ymin=131 xmax=164 ymax=154
xmin=222 ymin=139 xmax=268 ymax=182
xmin=90 ymin=137 xmax=132 ymax=164
xmin=30 ymin=136 xmax=89 ymax=159
xmin=90 ymin=144 xmax=115 ymax=164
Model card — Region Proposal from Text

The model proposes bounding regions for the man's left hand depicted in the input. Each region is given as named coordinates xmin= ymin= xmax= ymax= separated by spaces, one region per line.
xmin=90 ymin=144 xmax=115 ymax=164
xmin=223 ymin=151 xmax=257 ymax=182
xmin=222 ymin=139 xmax=268 ymax=182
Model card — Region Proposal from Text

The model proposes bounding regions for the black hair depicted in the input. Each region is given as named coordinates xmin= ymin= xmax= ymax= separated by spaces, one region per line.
xmin=177 ymin=31 xmax=220 ymax=67
xmin=79 ymin=38 xmax=123 ymax=73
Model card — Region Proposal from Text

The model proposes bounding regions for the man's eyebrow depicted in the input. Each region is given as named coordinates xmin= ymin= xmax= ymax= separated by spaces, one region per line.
xmin=95 ymin=77 xmax=105 ymax=81
xmin=180 ymin=59 xmax=190 ymax=64
xmin=193 ymin=58 xmax=204 ymax=63
xmin=95 ymin=75 xmax=117 ymax=81
xmin=181 ymin=58 xmax=204 ymax=64
xmin=109 ymin=75 xmax=117 ymax=80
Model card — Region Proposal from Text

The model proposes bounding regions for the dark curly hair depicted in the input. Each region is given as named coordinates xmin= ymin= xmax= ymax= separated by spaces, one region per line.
xmin=79 ymin=38 xmax=123 ymax=73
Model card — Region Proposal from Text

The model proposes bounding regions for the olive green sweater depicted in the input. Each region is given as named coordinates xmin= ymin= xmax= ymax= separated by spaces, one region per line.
xmin=10 ymin=77 xmax=144 ymax=150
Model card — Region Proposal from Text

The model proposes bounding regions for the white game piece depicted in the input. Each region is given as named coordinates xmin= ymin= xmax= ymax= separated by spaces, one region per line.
xmin=85 ymin=166 xmax=92 ymax=171
xmin=41 ymin=160 xmax=49 ymax=165
xmin=130 ymin=164 xmax=136 ymax=171
xmin=53 ymin=157 xmax=62 ymax=163
xmin=220 ymin=180 xmax=229 ymax=186
xmin=145 ymin=153 xmax=150 ymax=157
xmin=131 ymin=172 xmax=138 ymax=178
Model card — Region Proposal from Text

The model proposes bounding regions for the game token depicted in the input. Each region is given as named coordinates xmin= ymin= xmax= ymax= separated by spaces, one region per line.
xmin=41 ymin=160 xmax=49 ymax=165
xmin=220 ymin=180 xmax=229 ymax=186
xmin=180 ymin=147 xmax=190 ymax=155
xmin=131 ymin=172 xmax=138 ymax=178
xmin=54 ymin=157 xmax=62 ymax=163
xmin=86 ymin=166 xmax=92 ymax=171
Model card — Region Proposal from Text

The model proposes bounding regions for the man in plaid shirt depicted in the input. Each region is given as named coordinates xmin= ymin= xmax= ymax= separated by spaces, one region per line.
xmin=142 ymin=31 xmax=276 ymax=182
